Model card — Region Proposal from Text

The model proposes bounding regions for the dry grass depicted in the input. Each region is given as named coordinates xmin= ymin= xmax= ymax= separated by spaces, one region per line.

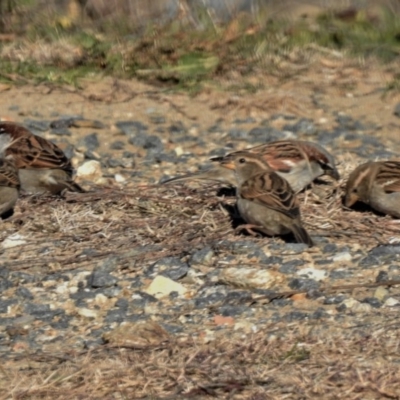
xmin=2 ymin=319 xmax=400 ymax=399
xmin=2 ymin=156 xmax=400 ymax=399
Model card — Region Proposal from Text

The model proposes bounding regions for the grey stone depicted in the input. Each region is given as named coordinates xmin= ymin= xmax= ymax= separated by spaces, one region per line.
xmin=376 ymin=270 xmax=389 ymax=282
xmin=288 ymin=278 xmax=319 ymax=291
xmin=15 ymin=287 xmax=34 ymax=300
xmin=168 ymin=122 xmax=186 ymax=134
xmin=190 ymin=247 xmax=214 ymax=265
xmin=279 ymin=259 xmax=304 ymax=274
xmin=0 ymin=299 xmax=18 ymax=313
xmin=0 ymin=279 xmax=13 ymax=292
xmin=110 ymin=140 xmax=126 ymax=150
xmin=81 ymin=133 xmax=100 ymax=151
xmin=148 ymin=257 xmax=189 ymax=281
xmin=324 ymin=294 xmax=346 ymax=305
xmin=361 ymin=297 xmax=381 ymax=308
xmin=87 ymin=270 xmax=118 ymax=288
xmin=116 ymin=120 xmax=148 ymax=135
xmin=24 ymin=119 xmax=50 ymax=132
xmin=104 ymin=309 xmax=127 ymax=323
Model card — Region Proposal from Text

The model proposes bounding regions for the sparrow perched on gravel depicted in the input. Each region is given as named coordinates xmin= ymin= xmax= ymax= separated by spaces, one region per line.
xmin=220 ymin=151 xmax=314 ymax=246
xmin=162 ymin=140 xmax=339 ymax=193
xmin=0 ymin=134 xmax=20 ymax=218
xmin=0 ymin=122 xmax=84 ymax=195
xmin=344 ymin=160 xmax=400 ymax=218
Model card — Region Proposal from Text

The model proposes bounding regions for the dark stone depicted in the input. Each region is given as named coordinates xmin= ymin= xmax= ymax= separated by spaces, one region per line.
xmin=101 ymin=287 xmax=122 ymax=298
xmin=311 ymin=308 xmax=329 ymax=319
xmin=161 ymin=323 xmax=184 ymax=334
xmin=147 ymin=257 xmax=189 ymax=281
xmin=116 ymin=121 xmax=148 ymax=135
xmin=285 ymin=311 xmax=309 ymax=321
xmin=288 ymin=278 xmax=319 ymax=291
xmin=271 ymin=298 xmax=291 ymax=307
xmin=376 ymin=270 xmax=389 ymax=282
xmin=234 ymin=117 xmax=256 ymax=124
xmin=224 ymin=290 xmax=253 ymax=304
xmin=15 ymin=287 xmax=34 ymax=300
xmin=336 ymin=303 xmax=347 ymax=312
xmin=123 ymin=151 xmax=135 ymax=158
xmin=104 ymin=309 xmax=127 ymax=323
xmin=115 ymin=298 xmax=129 ymax=310
xmin=227 ymin=128 xmax=248 ymax=140
xmin=81 ymin=133 xmax=99 ymax=151
xmin=0 ymin=268 xmax=9 ymax=279
xmin=324 ymin=294 xmax=346 ymax=305
xmin=129 ymin=133 xmax=163 ymax=152
xmin=219 ymin=305 xmax=250 ymax=317
xmin=50 ymin=314 xmax=72 ymax=330
xmin=131 ymin=291 xmax=158 ymax=307
xmin=0 ymin=299 xmax=18 ymax=313
xmin=24 ymin=119 xmax=50 ymax=132
xmin=10 ymin=272 xmax=37 ymax=283
xmin=190 ymin=247 xmax=214 ymax=265
xmin=70 ymin=290 xmax=97 ymax=302
xmin=25 ymin=304 xmax=64 ymax=320
xmin=110 ymin=140 xmax=126 ymax=150
xmin=358 ymin=255 xmax=380 ymax=268
xmin=279 ymin=259 xmax=304 ymax=274
xmin=248 ymin=126 xmax=291 ymax=142
xmin=323 ymin=243 xmax=338 ymax=253
xmin=329 ymin=270 xmax=353 ymax=279
xmin=168 ymin=122 xmax=186 ymax=134
xmin=361 ymin=297 xmax=381 ymax=308
xmin=87 ymin=270 xmax=118 ymax=288
xmin=369 ymin=245 xmax=400 ymax=257
xmin=283 ymin=118 xmax=316 ymax=135
xmin=194 ymin=292 xmax=226 ymax=308
xmin=50 ymin=117 xmax=76 ymax=129
xmin=0 ymin=279 xmax=13 ymax=292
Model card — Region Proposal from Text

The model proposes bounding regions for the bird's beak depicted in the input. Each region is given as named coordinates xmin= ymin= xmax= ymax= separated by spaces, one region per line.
xmin=344 ymin=192 xmax=357 ymax=208
xmin=219 ymin=159 xmax=235 ymax=170
xmin=325 ymin=167 xmax=340 ymax=180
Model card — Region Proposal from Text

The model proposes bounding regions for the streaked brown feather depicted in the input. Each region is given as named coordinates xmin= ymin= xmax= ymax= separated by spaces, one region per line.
xmin=0 ymin=158 xmax=20 ymax=189
xmin=375 ymin=161 xmax=400 ymax=193
xmin=240 ymin=171 xmax=300 ymax=220
xmin=0 ymin=122 xmax=73 ymax=175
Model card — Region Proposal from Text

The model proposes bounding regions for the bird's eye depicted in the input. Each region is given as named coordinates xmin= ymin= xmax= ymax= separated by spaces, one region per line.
xmin=352 ymin=187 xmax=358 ymax=193
xmin=239 ymin=158 xmax=246 ymax=164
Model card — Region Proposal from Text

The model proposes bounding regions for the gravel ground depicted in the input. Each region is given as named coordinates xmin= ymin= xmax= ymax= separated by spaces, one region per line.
xmin=1 ymin=59 xmax=400 ymax=398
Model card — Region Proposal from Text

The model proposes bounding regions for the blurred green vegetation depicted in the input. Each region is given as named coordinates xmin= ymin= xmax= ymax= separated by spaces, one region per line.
xmin=0 ymin=1 xmax=399 ymax=91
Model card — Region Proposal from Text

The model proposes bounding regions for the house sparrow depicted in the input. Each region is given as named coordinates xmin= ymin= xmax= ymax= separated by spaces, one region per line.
xmin=0 ymin=134 xmax=20 ymax=218
xmin=0 ymin=122 xmax=84 ymax=195
xmin=220 ymin=151 xmax=314 ymax=246
xmin=161 ymin=140 xmax=339 ymax=193
xmin=344 ymin=160 xmax=400 ymax=218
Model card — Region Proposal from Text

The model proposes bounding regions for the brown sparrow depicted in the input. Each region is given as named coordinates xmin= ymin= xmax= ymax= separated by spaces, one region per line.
xmin=344 ymin=161 xmax=400 ymax=218
xmin=162 ymin=140 xmax=339 ymax=193
xmin=220 ymin=151 xmax=314 ymax=246
xmin=0 ymin=134 xmax=20 ymax=218
xmin=0 ymin=122 xmax=84 ymax=195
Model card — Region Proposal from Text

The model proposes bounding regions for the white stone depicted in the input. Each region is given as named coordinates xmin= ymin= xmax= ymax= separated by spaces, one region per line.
xmin=115 ymin=173 xmax=126 ymax=183
xmin=384 ymin=297 xmax=400 ymax=307
xmin=2 ymin=233 xmax=26 ymax=249
xmin=77 ymin=308 xmax=98 ymax=318
xmin=297 ymin=267 xmax=327 ymax=281
xmin=145 ymin=275 xmax=187 ymax=299
xmin=220 ymin=267 xmax=284 ymax=290
xmin=332 ymin=252 xmax=352 ymax=262
xmin=76 ymin=160 xmax=102 ymax=181
xmin=174 ymin=146 xmax=184 ymax=156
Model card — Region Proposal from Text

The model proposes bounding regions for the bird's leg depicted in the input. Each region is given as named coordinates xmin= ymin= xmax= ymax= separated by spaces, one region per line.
xmin=235 ymin=224 xmax=263 ymax=237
